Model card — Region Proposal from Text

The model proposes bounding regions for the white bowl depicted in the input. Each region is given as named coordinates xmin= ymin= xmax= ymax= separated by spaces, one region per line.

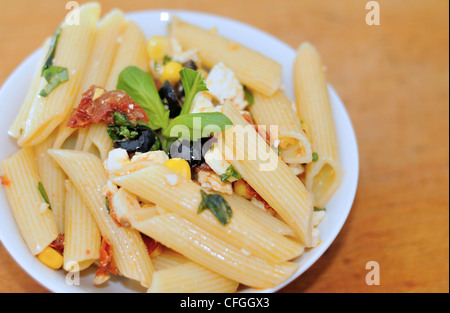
xmin=0 ymin=10 xmax=359 ymax=293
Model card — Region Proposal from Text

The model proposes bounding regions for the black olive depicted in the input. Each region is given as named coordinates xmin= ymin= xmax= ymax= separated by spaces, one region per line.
xmin=113 ymin=126 xmax=161 ymax=154
xmin=168 ymin=137 xmax=215 ymax=167
xmin=183 ymin=60 xmax=198 ymax=71
xmin=159 ymin=81 xmax=182 ymax=118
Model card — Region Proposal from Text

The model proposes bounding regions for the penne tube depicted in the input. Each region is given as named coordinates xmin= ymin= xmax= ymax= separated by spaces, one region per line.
xmin=48 ymin=149 xmax=153 ymax=287
xmin=34 ymin=132 xmax=66 ymax=233
xmin=224 ymin=194 xmax=296 ymax=237
xmin=133 ymin=212 xmax=298 ymax=289
xmin=218 ymin=102 xmax=314 ymax=247
xmin=148 ymin=261 xmax=239 ymax=293
xmin=169 ymin=19 xmax=281 ymax=96
xmin=82 ymin=123 xmax=112 ymax=161
xmin=0 ymin=148 xmax=58 ymax=255
xmin=250 ymin=90 xmax=312 ymax=164
xmin=293 ymin=43 xmax=341 ymax=208
xmin=151 ymin=248 xmax=189 ymax=271
xmin=53 ymin=9 xmax=126 ymax=149
xmin=111 ymin=163 xmax=303 ymax=263
xmin=18 ymin=3 xmax=100 ymax=147
xmin=63 ymin=181 xmax=101 ymax=271
xmin=104 ymin=20 xmax=148 ymax=90
xmin=8 ymin=39 xmax=50 ymax=139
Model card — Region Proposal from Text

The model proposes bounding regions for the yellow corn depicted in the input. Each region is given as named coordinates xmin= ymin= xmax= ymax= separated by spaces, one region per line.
xmin=164 ymin=158 xmax=191 ymax=179
xmin=160 ymin=61 xmax=183 ymax=84
xmin=233 ymin=179 xmax=252 ymax=200
xmin=147 ymin=36 xmax=170 ymax=62
xmin=37 ymin=246 xmax=63 ymax=270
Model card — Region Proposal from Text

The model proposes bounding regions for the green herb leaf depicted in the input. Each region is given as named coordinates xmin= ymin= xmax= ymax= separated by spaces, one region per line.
xmin=179 ymin=68 xmax=209 ymax=115
xmin=105 ymin=197 xmax=110 ymax=214
xmin=107 ymin=112 xmax=140 ymax=141
xmin=42 ymin=27 xmax=62 ymax=74
xmin=163 ymin=112 xmax=232 ymax=141
xmin=117 ymin=66 xmax=169 ymax=130
xmin=312 ymin=152 xmax=319 ymax=162
xmin=39 ymin=66 xmax=69 ymax=97
xmin=198 ymin=190 xmax=232 ymax=226
xmin=243 ymin=85 xmax=254 ymax=106
xmin=163 ymin=55 xmax=172 ymax=65
xmin=37 ymin=182 xmax=52 ymax=211
xmin=313 ymin=206 xmax=326 ymax=212
xmin=220 ymin=165 xmax=242 ymax=182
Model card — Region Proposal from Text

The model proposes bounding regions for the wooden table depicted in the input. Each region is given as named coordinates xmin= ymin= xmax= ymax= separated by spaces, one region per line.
xmin=0 ymin=0 xmax=448 ymax=293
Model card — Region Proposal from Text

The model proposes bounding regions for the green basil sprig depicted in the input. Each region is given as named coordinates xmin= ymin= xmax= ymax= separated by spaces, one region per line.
xmin=117 ymin=66 xmax=170 ymax=131
xmin=198 ymin=190 xmax=232 ymax=226
xmin=163 ymin=112 xmax=232 ymax=141
xmin=179 ymin=68 xmax=209 ymax=115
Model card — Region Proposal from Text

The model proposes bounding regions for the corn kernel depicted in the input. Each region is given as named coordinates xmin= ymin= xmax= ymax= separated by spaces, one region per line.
xmin=164 ymin=158 xmax=191 ymax=179
xmin=233 ymin=179 xmax=252 ymax=200
xmin=147 ymin=36 xmax=170 ymax=62
xmin=160 ymin=61 xmax=183 ymax=84
xmin=37 ymin=246 xmax=63 ymax=270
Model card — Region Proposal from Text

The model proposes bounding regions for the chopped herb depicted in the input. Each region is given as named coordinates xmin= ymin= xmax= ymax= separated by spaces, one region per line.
xmin=37 ymin=182 xmax=52 ymax=211
xmin=39 ymin=66 xmax=69 ymax=97
xmin=312 ymin=152 xmax=319 ymax=162
xmin=105 ymin=197 xmax=110 ymax=214
xmin=198 ymin=190 xmax=232 ymax=226
xmin=243 ymin=85 xmax=254 ymax=106
xmin=107 ymin=112 xmax=140 ymax=141
xmin=39 ymin=28 xmax=69 ymax=97
xmin=162 ymin=55 xmax=172 ymax=65
xmin=314 ymin=207 xmax=326 ymax=212
xmin=220 ymin=165 xmax=242 ymax=182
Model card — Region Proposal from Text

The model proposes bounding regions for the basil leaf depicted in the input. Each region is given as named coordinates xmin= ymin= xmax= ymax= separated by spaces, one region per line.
xmin=39 ymin=66 xmax=69 ymax=97
xmin=37 ymin=182 xmax=52 ymax=211
xmin=220 ymin=165 xmax=242 ymax=182
xmin=163 ymin=112 xmax=232 ymax=141
xmin=243 ymin=85 xmax=254 ymax=106
xmin=42 ymin=27 xmax=62 ymax=74
xmin=314 ymin=207 xmax=326 ymax=212
xmin=105 ymin=197 xmax=110 ymax=214
xmin=198 ymin=190 xmax=232 ymax=226
xmin=179 ymin=68 xmax=209 ymax=115
xmin=117 ymin=66 xmax=169 ymax=131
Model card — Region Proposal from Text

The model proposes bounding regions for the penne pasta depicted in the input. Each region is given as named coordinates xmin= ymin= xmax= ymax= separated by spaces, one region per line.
xmin=250 ymin=90 xmax=313 ymax=164
xmin=34 ymin=132 xmax=66 ymax=233
xmin=82 ymin=123 xmax=112 ymax=161
xmin=148 ymin=261 xmax=239 ymax=293
xmin=104 ymin=20 xmax=148 ymax=90
xmin=18 ymin=3 xmax=100 ymax=147
xmin=293 ymin=43 xmax=341 ymax=208
xmin=151 ymin=248 xmax=189 ymax=271
xmin=111 ymin=162 xmax=304 ymax=263
xmin=170 ymin=18 xmax=282 ymax=96
xmin=48 ymin=149 xmax=153 ymax=287
xmin=0 ymin=148 xmax=58 ymax=255
xmin=132 ymin=212 xmax=298 ymax=289
xmin=223 ymin=194 xmax=296 ymax=237
xmin=63 ymin=180 xmax=101 ymax=271
xmin=53 ymin=9 xmax=126 ymax=149
xmin=219 ymin=102 xmax=314 ymax=247
xmin=8 ymin=39 xmax=50 ymax=139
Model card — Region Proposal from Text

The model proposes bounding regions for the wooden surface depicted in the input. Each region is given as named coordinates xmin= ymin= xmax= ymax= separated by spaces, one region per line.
xmin=0 ymin=0 xmax=448 ymax=293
